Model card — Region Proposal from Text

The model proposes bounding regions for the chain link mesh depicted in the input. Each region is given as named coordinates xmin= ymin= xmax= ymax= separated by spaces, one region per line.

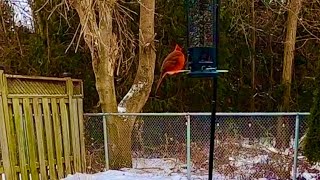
xmin=83 ymin=113 xmax=312 ymax=179
xmin=190 ymin=115 xmax=301 ymax=179
xmin=131 ymin=115 xmax=187 ymax=161
xmin=296 ymin=115 xmax=311 ymax=179
xmin=84 ymin=115 xmax=105 ymax=172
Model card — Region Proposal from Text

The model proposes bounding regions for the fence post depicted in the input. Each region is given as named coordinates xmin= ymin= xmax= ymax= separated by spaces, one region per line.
xmin=186 ymin=114 xmax=191 ymax=180
xmin=103 ymin=115 xmax=110 ymax=170
xmin=293 ymin=113 xmax=300 ymax=180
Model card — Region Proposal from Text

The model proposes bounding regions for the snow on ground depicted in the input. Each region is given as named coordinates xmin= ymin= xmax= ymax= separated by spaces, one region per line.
xmin=63 ymin=170 xmax=206 ymax=180
xmin=63 ymin=158 xmax=225 ymax=180
xmin=63 ymin=157 xmax=320 ymax=180
xmin=81 ymin=136 xmax=320 ymax=180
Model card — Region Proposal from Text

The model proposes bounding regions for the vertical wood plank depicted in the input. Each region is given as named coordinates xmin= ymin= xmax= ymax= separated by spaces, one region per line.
xmin=12 ymin=98 xmax=28 ymax=180
xmin=42 ymin=98 xmax=57 ymax=179
xmin=77 ymin=98 xmax=86 ymax=172
xmin=0 ymin=71 xmax=16 ymax=180
xmin=60 ymin=99 xmax=71 ymax=175
xmin=51 ymin=98 xmax=64 ymax=178
xmin=23 ymin=98 xmax=39 ymax=180
xmin=66 ymin=79 xmax=77 ymax=172
xmin=71 ymin=99 xmax=81 ymax=172
xmin=7 ymin=104 xmax=17 ymax=167
xmin=0 ymin=96 xmax=12 ymax=180
xmin=33 ymin=98 xmax=48 ymax=180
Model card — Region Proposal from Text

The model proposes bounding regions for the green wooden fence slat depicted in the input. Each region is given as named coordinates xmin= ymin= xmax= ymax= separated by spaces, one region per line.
xmin=0 ymin=71 xmax=16 ymax=179
xmin=42 ymin=98 xmax=57 ymax=179
xmin=51 ymin=98 xmax=64 ymax=178
xmin=12 ymin=98 xmax=28 ymax=180
xmin=23 ymin=98 xmax=39 ymax=180
xmin=77 ymin=98 xmax=86 ymax=172
xmin=33 ymin=98 xmax=48 ymax=180
xmin=60 ymin=99 xmax=71 ymax=175
xmin=0 ymin=95 xmax=12 ymax=180
xmin=72 ymin=99 xmax=81 ymax=172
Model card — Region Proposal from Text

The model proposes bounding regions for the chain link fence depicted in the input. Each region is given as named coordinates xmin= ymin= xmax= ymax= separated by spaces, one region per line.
xmin=84 ymin=112 xmax=315 ymax=179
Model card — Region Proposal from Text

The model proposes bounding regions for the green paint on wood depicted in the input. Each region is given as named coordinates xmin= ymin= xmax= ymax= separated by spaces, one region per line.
xmin=0 ymin=96 xmax=12 ymax=180
xmin=60 ymin=99 xmax=71 ymax=175
xmin=23 ymin=98 xmax=39 ymax=180
xmin=66 ymin=79 xmax=78 ymax=172
xmin=0 ymin=73 xmax=85 ymax=179
xmin=51 ymin=98 xmax=64 ymax=178
xmin=42 ymin=98 xmax=57 ymax=179
xmin=12 ymin=98 xmax=29 ymax=180
xmin=72 ymin=99 xmax=81 ymax=172
xmin=33 ymin=98 xmax=48 ymax=180
xmin=77 ymin=98 xmax=86 ymax=172
xmin=0 ymin=71 xmax=17 ymax=180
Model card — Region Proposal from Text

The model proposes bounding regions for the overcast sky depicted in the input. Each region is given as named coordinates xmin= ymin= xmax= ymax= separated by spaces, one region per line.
xmin=10 ymin=0 xmax=33 ymax=29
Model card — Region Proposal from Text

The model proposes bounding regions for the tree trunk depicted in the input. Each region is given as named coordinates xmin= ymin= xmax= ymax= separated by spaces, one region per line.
xmin=282 ymin=0 xmax=302 ymax=111
xmin=276 ymin=0 xmax=302 ymax=149
xmin=117 ymin=0 xmax=156 ymax=114
xmin=71 ymin=0 xmax=156 ymax=169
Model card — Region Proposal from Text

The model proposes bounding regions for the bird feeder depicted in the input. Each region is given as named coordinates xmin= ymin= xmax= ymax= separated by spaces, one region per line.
xmin=185 ymin=0 xmax=227 ymax=180
xmin=186 ymin=0 xmax=227 ymax=78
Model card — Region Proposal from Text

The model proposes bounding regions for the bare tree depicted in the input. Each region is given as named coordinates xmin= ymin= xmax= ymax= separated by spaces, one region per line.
xmin=69 ymin=0 xmax=156 ymax=169
xmin=276 ymin=0 xmax=303 ymax=149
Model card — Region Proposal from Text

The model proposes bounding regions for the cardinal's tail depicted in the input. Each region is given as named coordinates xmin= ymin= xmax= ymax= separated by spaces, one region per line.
xmin=154 ymin=73 xmax=167 ymax=95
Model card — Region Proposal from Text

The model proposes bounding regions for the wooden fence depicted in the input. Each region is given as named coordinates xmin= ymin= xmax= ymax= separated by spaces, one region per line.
xmin=0 ymin=70 xmax=86 ymax=180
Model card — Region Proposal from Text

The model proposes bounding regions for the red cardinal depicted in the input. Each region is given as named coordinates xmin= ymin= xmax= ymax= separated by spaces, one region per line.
xmin=155 ymin=44 xmax=186 ymax=95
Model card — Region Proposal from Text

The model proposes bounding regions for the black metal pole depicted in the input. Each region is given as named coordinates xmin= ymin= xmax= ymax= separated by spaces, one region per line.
xmin=208 ymin=77 xmax=217 ymax=180
xmin=208 ymin=0 xmax=219 ymax=179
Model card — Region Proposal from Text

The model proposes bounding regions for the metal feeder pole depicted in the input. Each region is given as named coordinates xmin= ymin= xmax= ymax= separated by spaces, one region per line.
xmin=208 ymin=77 xmax=217 ymax=180
xmin=208 ymin=0 xmax=219 ymax=179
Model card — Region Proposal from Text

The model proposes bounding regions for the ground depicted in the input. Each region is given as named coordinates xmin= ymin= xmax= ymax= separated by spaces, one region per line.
xmin=64 ymin=156 xmax=320 ymax=180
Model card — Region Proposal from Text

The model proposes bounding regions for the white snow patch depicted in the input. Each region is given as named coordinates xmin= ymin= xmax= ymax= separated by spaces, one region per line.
xmin=302 ymin=171 xmax=313 ymax=179
xmin=118 ymin=81 xmax=146 ymax=113
xmin=63 ymin=171 xmax=182 ymax=180
xmin=117 ymin=106 xmax=126 ymax=113
xmin=63 ymin=158 xmax=227 ymax=180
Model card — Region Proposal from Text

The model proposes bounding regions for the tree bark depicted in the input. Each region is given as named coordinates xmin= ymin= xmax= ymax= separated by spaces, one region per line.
xmin=282 ymin=0 xmax=302 ymax=111
xmin=118 ymin=0 xmax=156 ymax=113
xmin=71 ymin=0 xmax=156 ymax=169
xmin=276 ymin=0 xmax=302 ymax=149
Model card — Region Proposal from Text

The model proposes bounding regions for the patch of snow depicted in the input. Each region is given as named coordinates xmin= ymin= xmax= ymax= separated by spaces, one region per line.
xmin=64 ymin=154 xmax=320 ymax=180
xmin=63 ymin=171 xmax=182 ymax=180
xmin=302 ymin=171 xmax=313 ymax=179
xmin=63 ymin=158 xmax=227 ymax=180
xmin=118 ymin=81 xmax=146 ymax=113
xmin=117 ymin=106 xmax=126 ymax=113
xmin=63 ymin=171 xmax=227 ymax=180
xmin=132 ymin=158 xmax=177 ymax=169
xmin=63 ymin=171 xmax=226 ymax=180
xmin=311 ymin=162 xmax=320 ymax=170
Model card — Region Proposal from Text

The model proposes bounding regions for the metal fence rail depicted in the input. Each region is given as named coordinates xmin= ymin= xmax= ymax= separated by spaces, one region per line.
xmin=83 ymin=112 xmax=311 ymax=180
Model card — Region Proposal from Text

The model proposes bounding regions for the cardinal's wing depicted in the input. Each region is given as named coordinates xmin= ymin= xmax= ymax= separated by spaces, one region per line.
xmin=161 ymin=51 xmax=184 ymax=72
